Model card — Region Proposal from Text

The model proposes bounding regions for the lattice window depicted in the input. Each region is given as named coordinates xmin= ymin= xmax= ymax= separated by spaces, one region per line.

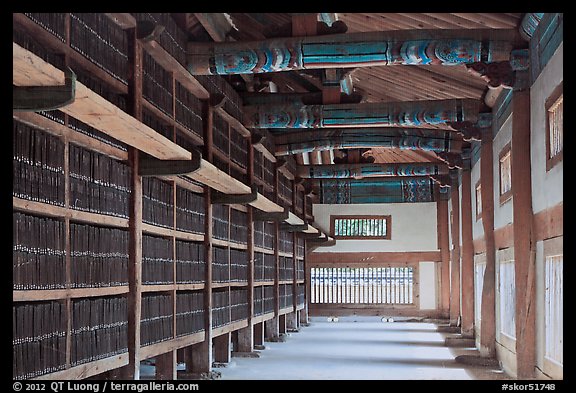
xmin=498 ymin=260 xmax=516 ymax=339
xmin=499 ymin=144 xmax=512 ymax=204
xmin=545 ymin=255 xmax=563 ymax=365
xmin=475 ymin=181 xmax=482 ymax=221
xmin=546 ymin=83 xmax=563 ymax=171
xmin=310 ymin=267 xmax=413 ymax=304
xmin=330 ymin=215 xmax=391 ymax=240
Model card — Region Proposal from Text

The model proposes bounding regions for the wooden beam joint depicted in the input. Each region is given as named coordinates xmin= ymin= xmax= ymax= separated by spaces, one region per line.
xmin=138 ymin=153 xmax=201 ymax=177
xmin=253 ymin=206 xmax=289 ymax=222
xmin=13 ymin=67 xmax=76 ymax=112
xmin=212 ymin=184 xmax=258 ymax=205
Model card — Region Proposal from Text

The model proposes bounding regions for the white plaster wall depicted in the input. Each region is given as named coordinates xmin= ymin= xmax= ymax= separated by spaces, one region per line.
xmin=493 ymin=115 xmax=514 ymax=231
xmin=531 ymin=42 xmax=563 ymax=380
xmin=531 ymin=42 xmax=563 ymax=214
xmin=311 ymin=202 xmax=438 ymax=253
xmin=419 ymin=262 xmax=437 ymax=310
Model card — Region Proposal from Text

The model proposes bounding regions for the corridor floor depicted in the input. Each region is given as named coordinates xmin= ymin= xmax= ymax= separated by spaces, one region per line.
xmin=218 ymin=317 xmax=512 ymax=380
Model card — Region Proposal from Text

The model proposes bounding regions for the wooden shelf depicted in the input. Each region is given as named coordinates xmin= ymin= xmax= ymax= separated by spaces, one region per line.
xmin=139 ymin=37 xmax=209 ymax=101
xmin=13 ymin=286 xmax=129 ymax=302
xmin=176 ymin=283 xmax=205 ymax=291
xmin=212 ymin=319 xmax=249 ymax=338
xmin=32 ymin=353 xmax=128 ymax=380
xmin=279 ymin=280 xmax=294 ymax=285
xmin=139 ymin=331 xmax=205 ymax=361
xmin=253 ymin=246 xmax=275 ymax=255
xmin=249 ymin=192 xmax=284 ymax=213
xmin=13 ymin=42 xmax=191 ymax=161
xmin=254 ymin=281 xmax=275 ymax=287
xmin=14 ymin=112 xmax=128 ymax=162
xmin=296 ymin=304 xmax=305 ymax=311
xmin=141 ymin=284 xmax=176 ymax=293
xmin=252 ymin=311 xmax=275 ymax=325
xmin=212 ymin=148 xmax=248 ymax=176
xmin=278 ymin=306 xmax=294 ymax=316
xmin=278 ymin=252 xmax=294 ymax=258
xmin=185 ymin=158 xmax=252 ymax=195
xmin=13 ymin=197 xmax=129 ymax=229
xmin=214 ymin=107 xmax=251 ymax=138
xmin=212 ymin=282 xmax=232 ymax=289
xmin=142 ymin=99 xmax=203 ymax=147
xmin=296 ymin=279 xmax=305 ymax=285
xmin=142 ymin=223 xmax=204 ymax=242
xmin=211 ymin=238 xmax=248 ymax=250
xmin=228 ymin=282 xmax=249 ymax=287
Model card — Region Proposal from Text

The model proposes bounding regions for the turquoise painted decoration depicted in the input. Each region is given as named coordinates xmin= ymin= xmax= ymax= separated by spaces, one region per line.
xmin=188 ymin=30 xmax=515 ymax=75
xmin=519 ymin=13 xmax=544 ymax=41
xmin=273 ymin=128 xmax=461 ymax=156
xmin=244 ymin=99 xmax=480 ymax=129
xmin=300 ymin=163 xmax=442 ymax=179
xmin=319 ymin=178 xmax=434 ymax=204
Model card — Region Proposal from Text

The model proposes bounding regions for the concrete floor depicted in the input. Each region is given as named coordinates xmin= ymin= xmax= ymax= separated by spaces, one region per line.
xmin=218 ymin=316 xmax=512 ymax=380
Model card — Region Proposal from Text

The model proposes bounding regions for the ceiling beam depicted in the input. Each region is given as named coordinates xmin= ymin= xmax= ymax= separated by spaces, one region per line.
xmin=187 ymin=29 xmax=525 ymax=79
xmin=274 ymin=128 xmax=464 ymax=156
xmin=244 ymin=98 xmax=482 ymax=129
xmin=298 ymin=162 xmax=448 ymax=179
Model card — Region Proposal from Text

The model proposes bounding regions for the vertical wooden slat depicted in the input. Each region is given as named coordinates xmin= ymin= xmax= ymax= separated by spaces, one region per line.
xmin=437 ymin=196 xmax=450 ymax=318
xmin=450 ymin=172 xmax=461 ymax=326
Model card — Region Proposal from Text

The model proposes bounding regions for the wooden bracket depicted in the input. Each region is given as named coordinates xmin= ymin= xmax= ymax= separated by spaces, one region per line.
xmin=466 ymin=61 xmax=515 ymax=89
xmin=253 ymin=206 xmax=289 ymax=222
xmin=251 ymin=132 xmax=265 ymax=148
xmin=136 ymin=20 xmax=165 ymax=41
xmin=13 ymin=67 xmax=76 ymax=112
xmin=279 ymin=223 xmax=310 ymax=232
xmin=138 ymin=152 xmax=201 ymax=177
xmin=209 ymin=93 xmax=227 ymax=109
xmin=430 ymin=174 xmax=452 ymax=188
xmin=212 ymin=184 xmax=258 ymax=205
xmin=436 ymin=152 xmax=464 ymax=170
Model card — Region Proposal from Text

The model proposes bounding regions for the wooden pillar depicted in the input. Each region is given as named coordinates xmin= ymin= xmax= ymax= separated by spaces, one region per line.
xmin=286 ymin=311 xmax=298 ymax=331
xmin=460 ymin=155 xmax=475 ymax=337
xmin=122 ymin=24 xmax=143 ymax=380
xmin=213 ymin=333 xmax=232 ymax=364
xmin=437 ymin=195 xmax=451 ymax=318
xmin=186 ymin=100 xmax=215 ymax=374
xmin=479 ymin=132 xmax=497 ymax=358
xmin=155 ymin=351 xmax=176 ymax=380
xmin=279 ymin=313 xmax=287 ymax=334
xmin=265 ymin=316 xmax=280 ymax=340
xmin=254 ymin=322 xmax=265 ymax=347
xmin=449 ymin=170 xmax=461 ymax=326
xmin=511 ymin=88 xmax=535 ymax=378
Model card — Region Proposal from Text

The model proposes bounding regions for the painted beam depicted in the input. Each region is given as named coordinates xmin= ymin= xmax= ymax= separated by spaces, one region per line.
xmin=519 ymin=13 xmax=545 ymax=41
xmin=241 ymin=91 xmax=362 ymax=106
xmin=298 ymin=162 xmax=447 ymax=179
xmin=243 ymin=99 xmax=480 ymax=129
xmin=318 ymin=177 xmax=435 ymax=204
xmin=274 ymin=127 xmax=463 ymax=155
xmin=187 ymin=29 xmax=520 ymax=75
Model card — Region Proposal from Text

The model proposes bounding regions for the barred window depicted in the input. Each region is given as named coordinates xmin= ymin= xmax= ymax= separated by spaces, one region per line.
xmin=475 ymin=181 xmax=482 ymax=221
xmin=545 ymin=255 xmax=563 ymax=365
xmin=499 ymin=144 xmax=512 ymax=204
xmin=498 ymin=260 xmax=516 ymax=339
xmin=311 ymin=267 xmax=414 ymax=305
xmin=330 ymin=215 xmax=391 ymax=240
xmin=546 ymin=83 xmax=563 ymax=171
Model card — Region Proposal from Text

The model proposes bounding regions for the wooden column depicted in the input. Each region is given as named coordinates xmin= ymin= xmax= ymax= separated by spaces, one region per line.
xmin=155 ymin=351 xmax=177 ymax=380
xmin=213 ymin=333 xmax=232 ymax=364
xmin=123 ymin=25 xmax=143 ymax=380
xmin=479 ymin=132 xmax=497 ymax=358
xmin=279 ymin=314 xmax=287 ymax=334
xmin=265 ymin=316 xmax=280 ymax=340
xmin=511 ymin=88 xmax=535 ymax=378
xmin=460 ymin=156 xmax=475 ymax=337
xmin=254 ymin=322 xmax=265 ymax=347
xmin=449 ymin=170 xmax=461 ymax=326
xmin=236 ymin=123 xmax=256 ymax=354
xmin=187 ymin=100 xmax=214 ymax=374
xmin=437 ymin=195 xmax=451 ymax=318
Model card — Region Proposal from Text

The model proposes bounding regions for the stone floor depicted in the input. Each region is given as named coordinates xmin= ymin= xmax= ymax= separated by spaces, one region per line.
xmin=216 ymin=316 xmax=512 ymax=380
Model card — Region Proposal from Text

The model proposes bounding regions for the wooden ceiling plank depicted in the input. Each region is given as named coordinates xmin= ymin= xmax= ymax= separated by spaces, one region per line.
xmin=396 ymin=13 xmax=458 ymax=29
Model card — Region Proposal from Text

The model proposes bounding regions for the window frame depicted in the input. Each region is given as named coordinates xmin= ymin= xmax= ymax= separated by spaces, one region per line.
xmin=499 ymin=142 xmax=513 ymax=205
xmin=475 ymin=180 xmax=482 ymax=221
xmin=330 ymin=215 xmax=391 ymax=240
xmin=545 ymin=82 xmax=563 ymax=172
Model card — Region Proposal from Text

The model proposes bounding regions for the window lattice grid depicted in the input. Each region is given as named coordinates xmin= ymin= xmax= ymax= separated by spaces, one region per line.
xmin=331 ymin=216 xmax=389 ymax=239
xmin=474 ymin=262 xmax=486 ymax=323
xmin=310 ymin=267 xmax=414 ymax=305
xmin=548 ymin=94 xmax=563 ymax=159
xmin=499 ymin=150 xmax=512 ymax=196
xmin=545 ymin=255 xmax=563 ymax=365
